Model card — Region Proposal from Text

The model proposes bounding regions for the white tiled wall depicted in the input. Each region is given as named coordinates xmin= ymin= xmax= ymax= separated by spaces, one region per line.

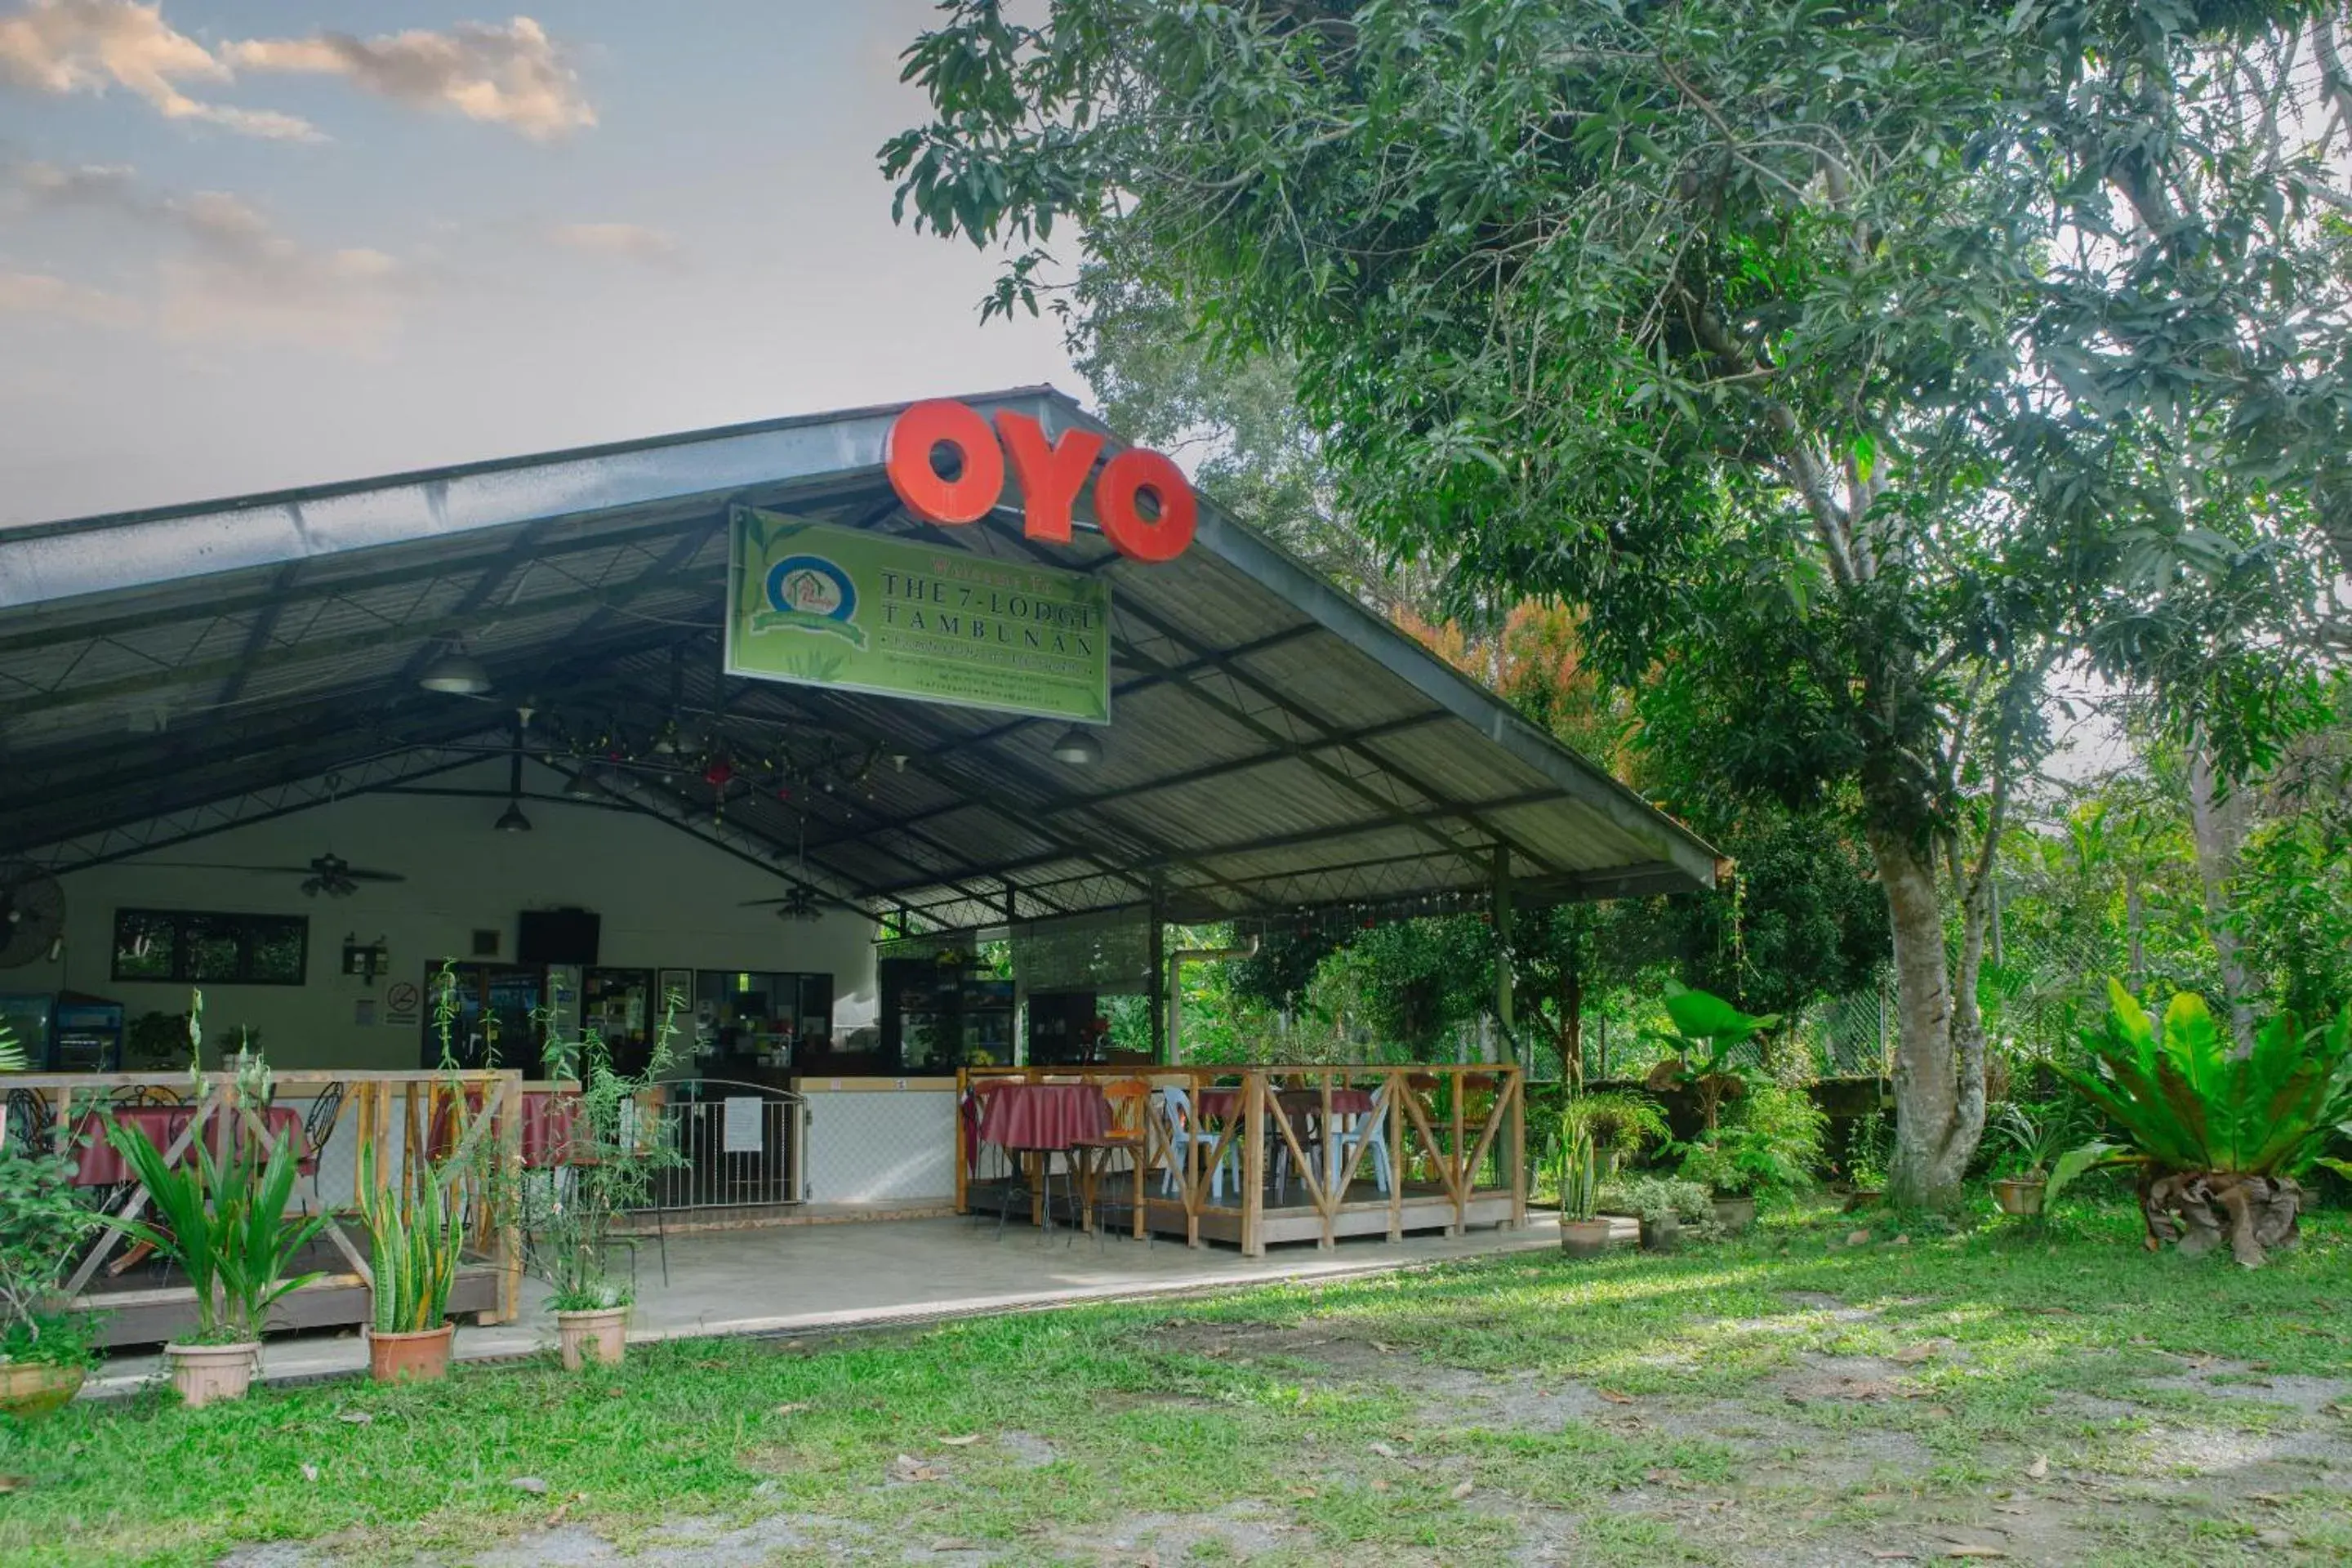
xmin=801 ymin=1088 xmax=956 ymax=1203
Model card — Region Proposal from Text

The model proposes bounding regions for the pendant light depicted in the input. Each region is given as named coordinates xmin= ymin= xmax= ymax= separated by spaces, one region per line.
xmin=1049 ymin=725 xmax=1103 ymax=767
xmin=419 ymin=644 xmax=492 ymax=696
xmin=493 ymin=713 xmax=532 ymax=832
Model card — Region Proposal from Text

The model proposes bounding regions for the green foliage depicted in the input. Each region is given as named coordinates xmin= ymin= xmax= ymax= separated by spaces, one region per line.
xmin=884 ymin=0 xmax=2346 ymax=1209
xmin=0 ymin=1143 xmax=95 ymax=1367
xmin=1594 ymin=1175 xmax=1717 ymax=1233
xmin=2056 ymin=982 xmax=2352 ymax=1179
xmin=1559 ymin=1091 xmax=1670 ymax=1172
xmin=0 ymin=1022 xmax=23 ymax=1074
xmin=533 ymin=987 xmax=688 ymax=1313
xmin=1676 ymin=1083 xmax=1825 ymax=1200
xmin=102 ymin=1092 xmax=328 ymax=1345
xmin=1645 ymin=982 xmax=1782 ymax=1127
xmin=1988 ymin=1098 xmax=2091 ymax=1181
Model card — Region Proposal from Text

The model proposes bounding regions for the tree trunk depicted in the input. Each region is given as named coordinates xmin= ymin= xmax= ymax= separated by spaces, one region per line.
xmin=2186 ymin=742 xmax=2257 ymax=1055
xmin=1865 ymin=823 xmax=1987 ymax=1209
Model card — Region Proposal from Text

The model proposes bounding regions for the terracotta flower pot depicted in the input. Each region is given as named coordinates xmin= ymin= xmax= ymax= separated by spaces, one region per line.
xmin=1713 ymin=1195 xmax=1757 ymax=1232
xmin=1637 ymin=1214 xmax=1680 ymax=1253
xmin=367 ymin=1324 xmax=454 ymax=1383
xmin=555 ymin=1306 xmax=628 ymax=1370
xmin=0 ymin=1359 xmax=87 ymax=1419
xmin=1992 ymin=1177 xmax=2047 ymax=1217
xmin=166 ymin=1340 xmax=260 ymax=1408
xmin=1558 ymin=1217 xmax=1613 ymax=1259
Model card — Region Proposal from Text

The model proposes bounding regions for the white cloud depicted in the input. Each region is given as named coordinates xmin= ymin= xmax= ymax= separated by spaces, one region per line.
xmin=157 ymin=191 xmax=410 ymax=354
xmin=4 ymin=161 xmax=418 ymax=354
xmin=0 ymin=0 xmax=320 ymax=139
xmin=548 ymin=221 xmax=679 ymax=266
xmin=0 ymin=4 xmax=591 ymax=142
xmin=228 ymin=18 xmax=593 ymax=140
xmin=0 ymin=268 xmax=138 ymax=327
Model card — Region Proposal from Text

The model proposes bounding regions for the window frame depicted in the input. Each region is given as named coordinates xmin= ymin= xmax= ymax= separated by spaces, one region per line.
xmin=110 ymin=907 xmax=310 ymax=987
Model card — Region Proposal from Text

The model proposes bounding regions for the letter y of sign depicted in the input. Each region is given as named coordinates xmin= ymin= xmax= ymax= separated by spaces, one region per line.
xmin=993 ymin=412 xmax=1106 ymax=546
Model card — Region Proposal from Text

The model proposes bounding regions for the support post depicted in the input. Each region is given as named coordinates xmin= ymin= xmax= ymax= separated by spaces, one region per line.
xmin=1148 ymin=887 xmax=1168 ymax=1064
xmin=492 ymin=1073 xmax=523 ymax=1325
xmin=1241 ymin=1071 xmax=1267 ymax=1258
xmin=1492 ymin=849 xmax=1517 ymax=1065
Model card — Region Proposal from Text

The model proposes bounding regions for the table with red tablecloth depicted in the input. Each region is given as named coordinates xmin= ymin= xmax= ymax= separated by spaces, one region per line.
xmin=978 ymin=1082 xmax=1111 ymax=1152
xmin=975 ymin=1083 xmax=1111 ymax=1234
xmin=67 ymin=1104 xmax=305 ymax=1187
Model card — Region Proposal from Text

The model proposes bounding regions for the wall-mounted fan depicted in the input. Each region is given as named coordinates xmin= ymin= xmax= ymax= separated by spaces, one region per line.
xmin=0 ymin=863 xmax=65 ymax=969
xmin=151 ymin=851 xmax=406 ymax=899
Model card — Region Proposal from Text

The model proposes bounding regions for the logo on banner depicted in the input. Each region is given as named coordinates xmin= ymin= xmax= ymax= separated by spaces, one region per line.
xmin=756 ymin=555 xmax=866 ymax=648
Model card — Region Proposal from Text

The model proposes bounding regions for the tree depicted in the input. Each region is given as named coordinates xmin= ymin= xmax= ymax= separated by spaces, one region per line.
xmin=886 ymin=0 xmax=2345 ymax=1206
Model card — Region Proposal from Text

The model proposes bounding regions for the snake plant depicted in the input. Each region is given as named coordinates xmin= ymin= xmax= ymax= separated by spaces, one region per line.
xmin=356 ymin=1141 xmax=463 ymax=1335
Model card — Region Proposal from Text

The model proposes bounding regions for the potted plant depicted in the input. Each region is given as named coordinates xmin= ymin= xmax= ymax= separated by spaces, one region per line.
xmin=1675 ymin=1082 xmax=1824 ymax=1230
xmin=1559 ymin=1090 xmax=1670 ymax=1179
xmin=0 ymin=1058 xmax=100 ymax=1418
xmin=1600 ymin=1175 xmax=1715 ymax=1253
xmin=1988 ymin=1098 xmax=2082 ymax=1217
xmin=534 ymin=987 xmax=684 ymax=1370
xmin=356 ymin=1141 xmax=465 ymax=1381
xmin=2051 ymin=982 xmax=2352 ymax=1267
xmin=1556 ymin=1121 xmax=1610 ymax=1258
xmin=104 ymin=1046 xmax=328 ymax=1407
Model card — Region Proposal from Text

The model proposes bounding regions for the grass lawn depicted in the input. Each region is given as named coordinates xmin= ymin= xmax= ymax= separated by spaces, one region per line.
xmin=3 ymin=1196 xmax=2349 ymax=1566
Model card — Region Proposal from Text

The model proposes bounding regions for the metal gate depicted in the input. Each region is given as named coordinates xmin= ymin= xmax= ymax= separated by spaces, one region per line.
xmin=645 ymin=1078 xmax=806 ymax=1212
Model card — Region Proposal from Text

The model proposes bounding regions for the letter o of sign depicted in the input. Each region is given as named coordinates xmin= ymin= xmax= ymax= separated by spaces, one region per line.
xmin=1094 ymin=448 xmax=1197 ymax=563
xmin=884 ymin=399 xmax=1005 ymax=524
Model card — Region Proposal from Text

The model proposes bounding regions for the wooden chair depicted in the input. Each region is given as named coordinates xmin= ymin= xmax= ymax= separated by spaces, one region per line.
xmin=1071 ymin=1080 xmax=1152 ymax=1246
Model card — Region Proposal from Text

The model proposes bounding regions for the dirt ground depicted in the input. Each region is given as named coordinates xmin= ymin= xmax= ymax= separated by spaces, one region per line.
xmin=207 ymin=1284 xmax=2352 ymax=1567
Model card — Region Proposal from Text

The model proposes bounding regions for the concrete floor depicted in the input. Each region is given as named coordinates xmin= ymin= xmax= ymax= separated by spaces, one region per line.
xmin=87 ymin=1209 xmax=1575 ymax=1397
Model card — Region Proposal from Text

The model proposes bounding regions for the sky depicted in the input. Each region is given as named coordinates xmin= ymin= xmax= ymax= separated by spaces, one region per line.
xmin=0 ymin=1 xmax=1078 ymax=525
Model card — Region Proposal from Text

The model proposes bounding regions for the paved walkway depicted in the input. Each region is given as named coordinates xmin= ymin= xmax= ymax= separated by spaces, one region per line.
xmin=88 ymin=1211 xmax=1575 ymax=1396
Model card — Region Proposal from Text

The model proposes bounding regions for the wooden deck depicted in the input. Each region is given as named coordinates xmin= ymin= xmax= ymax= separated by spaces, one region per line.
xmin=956 ymin=1063 xmax=1526 ymax=1255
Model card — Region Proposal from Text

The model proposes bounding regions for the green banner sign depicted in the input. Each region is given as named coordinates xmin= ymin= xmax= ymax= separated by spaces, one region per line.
xmin=724 ymin=510 xmax=1111 ymax=723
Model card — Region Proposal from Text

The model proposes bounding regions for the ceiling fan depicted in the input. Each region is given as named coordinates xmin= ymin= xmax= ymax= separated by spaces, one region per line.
xmin=740 ymin=816 xmax=829 ymax=922
xmin=150 ymin=851 xmax=407 ymax=899
xmin=148 ymin=773 xmax=404 ymax=898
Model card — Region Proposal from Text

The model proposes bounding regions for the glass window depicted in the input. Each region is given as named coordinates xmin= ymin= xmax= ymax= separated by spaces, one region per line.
xmin=111 ymin=909 xmax=309 ymax=987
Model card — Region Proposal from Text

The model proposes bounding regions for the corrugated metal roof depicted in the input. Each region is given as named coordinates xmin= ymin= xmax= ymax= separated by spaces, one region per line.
xmin=0 ymin=387 xmax=1718 ymax=925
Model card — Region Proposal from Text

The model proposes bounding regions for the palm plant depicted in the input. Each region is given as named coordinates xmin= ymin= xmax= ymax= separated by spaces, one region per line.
xmin=2053 ymin=981 xmax=2352 ymax=1267
xmin=104 ymin=1116 xmax=327 ymax=1343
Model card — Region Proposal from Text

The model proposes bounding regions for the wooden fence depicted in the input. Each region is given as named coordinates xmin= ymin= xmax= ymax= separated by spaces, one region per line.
xmin=8 ymin=1069 xmax=523 ymax=1348
xmin=954 ymin=1063 xmax=1525 ymax=1256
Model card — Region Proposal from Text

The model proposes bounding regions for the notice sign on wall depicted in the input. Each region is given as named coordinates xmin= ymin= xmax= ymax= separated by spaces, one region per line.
xmin=724 ymin=509 xmax=1111 ymax=722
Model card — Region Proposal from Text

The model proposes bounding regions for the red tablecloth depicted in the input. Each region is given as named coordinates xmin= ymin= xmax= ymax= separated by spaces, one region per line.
xmin=69 ymin=1105 xmax=303 ymax=1187
xmin=1196 ymin=1086 xmax=1377 ymax=1120
xmin=520 ymin=1090 xmax=584 ymax=1169
xmin=978 ymin=1083 xmax=1110 ymax=1151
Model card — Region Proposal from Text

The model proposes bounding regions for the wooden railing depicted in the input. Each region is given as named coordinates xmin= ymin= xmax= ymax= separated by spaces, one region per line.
xmin=7 ymin=1069 xmax=523 ymax=1347
xmin=954 ymin=1063 xmax=1525 ymax=1256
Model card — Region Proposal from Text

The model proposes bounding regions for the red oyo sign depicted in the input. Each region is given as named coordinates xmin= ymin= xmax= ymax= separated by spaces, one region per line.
xmin=882 ymin=399 xmax=1197 ymax=563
